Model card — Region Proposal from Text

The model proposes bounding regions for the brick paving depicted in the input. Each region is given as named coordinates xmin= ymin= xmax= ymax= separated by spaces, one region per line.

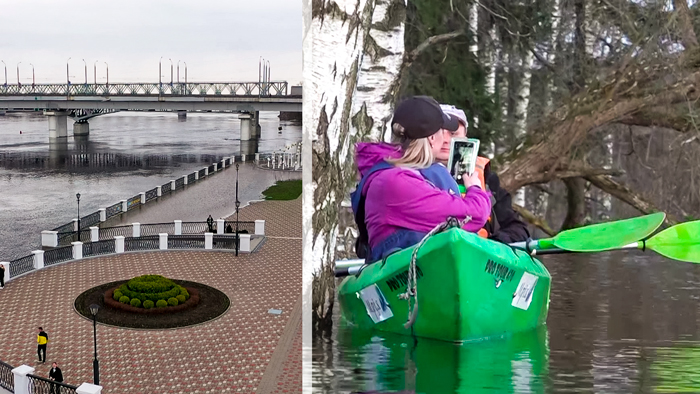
xmin=0 ymin=196 xmax=302 ymax=394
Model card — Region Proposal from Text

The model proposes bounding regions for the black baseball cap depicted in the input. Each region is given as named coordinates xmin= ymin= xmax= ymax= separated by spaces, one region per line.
xmin=391 ymin=96 xmax=459 ymax=139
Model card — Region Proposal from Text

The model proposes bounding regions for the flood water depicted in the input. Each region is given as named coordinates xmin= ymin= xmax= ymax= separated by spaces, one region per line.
xmin=0 ymin=111 xmax=301 ymax=261
xmin=313 ymin=250 xmax=700 ymax=393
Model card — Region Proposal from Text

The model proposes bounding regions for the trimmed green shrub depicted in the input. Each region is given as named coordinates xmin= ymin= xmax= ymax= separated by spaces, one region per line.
xmin=113 ymin=290 xmax=123 ymax=301
xmin=118 ymin=283 xmax=182 ymax=303
xmin=119 ymin=295 xmax=130 ymax=304
xmin=143 ymin=300 xmax=154 ymax=309
xmin=156 ymin=300 xmax=168 ymax=308
xmin=130 ymin=298 xmax=142 ymax=308
xmin=176 ymin=295 xmax=186 ymax=303
xmin=179 ymin=288 xmax=190 ymax=300
xmin=126 ymin=275 xmax=176 ymax=293
xmin=168 ymin=297 xmax=179 ymax=306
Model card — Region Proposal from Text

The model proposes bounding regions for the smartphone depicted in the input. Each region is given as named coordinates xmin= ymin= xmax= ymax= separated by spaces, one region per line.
xmin=447 ymin=138 xmax=480 ymax=184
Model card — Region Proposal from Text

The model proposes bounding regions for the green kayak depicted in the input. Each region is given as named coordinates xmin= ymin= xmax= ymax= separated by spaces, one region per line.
xmin=337 ymin=228 xmax=552 ymax=342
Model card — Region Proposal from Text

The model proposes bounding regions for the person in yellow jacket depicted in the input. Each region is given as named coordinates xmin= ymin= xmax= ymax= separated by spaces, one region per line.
xmin=37 ymin=327 xmax=48 ymax=363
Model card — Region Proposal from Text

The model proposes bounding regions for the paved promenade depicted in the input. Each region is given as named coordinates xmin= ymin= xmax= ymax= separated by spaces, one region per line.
xmin=0 ymin=197 xmax=302 ymax=393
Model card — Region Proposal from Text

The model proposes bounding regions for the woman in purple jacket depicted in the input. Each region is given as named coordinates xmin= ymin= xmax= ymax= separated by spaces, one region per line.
xmin=352 ymin=96 xmax=492 ymax=263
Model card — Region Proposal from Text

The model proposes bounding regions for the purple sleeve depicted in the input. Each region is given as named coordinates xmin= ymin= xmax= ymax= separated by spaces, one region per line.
xmin=372 ymin=169 xmax=492 ymax=233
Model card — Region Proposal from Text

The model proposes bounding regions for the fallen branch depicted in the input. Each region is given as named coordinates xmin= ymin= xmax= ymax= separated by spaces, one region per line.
xmin=404 ymin=31 xmax=465 ymax=67
xmin=585 ymin=174 xmax=679 ymax=225
xmin=512 ymin=204 xmax=557 ymax=237
xmin=517 ymin=166 xmax=624 ymax=187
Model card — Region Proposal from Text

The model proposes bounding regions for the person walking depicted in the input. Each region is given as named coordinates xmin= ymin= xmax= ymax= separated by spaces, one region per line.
xmin=0 ymin=264 xmax=5 ymax=289
xmin=48 ymin=362 xmax=63 ymax=394
xmin=37 ymin=327 xmax=48 ymax=363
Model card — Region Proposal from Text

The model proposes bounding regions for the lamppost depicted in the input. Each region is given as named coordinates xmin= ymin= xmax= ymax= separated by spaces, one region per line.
xmin=16 ymin=62 xmax=21 ymax=87
xmin=82 ymin=59 xmax=87 ymax=85
xmin=169 ymin=58 xmax=173 ymax=85
xmin=1 ymin=60 xmax=6 ymax=87
xmin=183 ymin=62 xmax=187 ymax=84
xmin=66 ymin=57 xmax=71 ymax=85
xmin=235 ymin=163 xmax=240 ymax=257
xmin=94 ymin=60 xmax=99 ymax=85
xmin=177 ymin=60 xmax=180 ymax=83
xmin=88 ymin=304 xmax=100 ymax=385
xmin=104 ymin=62 xmax=109 ymax=86
xmin=159 ymin=56 xmax=163 ymax=87
xmin=76 ymin=193 xmax=81 ymax=240
xmin=30 ymin=63 xmax=34 ymax=86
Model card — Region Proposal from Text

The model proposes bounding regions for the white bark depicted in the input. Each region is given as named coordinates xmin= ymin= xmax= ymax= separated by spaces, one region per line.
xmin=302 ymin=0 xmax=313 ymax=390
xmin=513 ymin=52 xmax=533 ymax=207
xmin=306 ymin=0 xmax=407 ymax=324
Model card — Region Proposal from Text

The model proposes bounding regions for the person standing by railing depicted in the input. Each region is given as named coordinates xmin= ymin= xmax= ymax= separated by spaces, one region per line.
xmin=0 ymin=264 xmax=4 ymax=289
xmin=49 ymin=362 xmax=63 ymax=394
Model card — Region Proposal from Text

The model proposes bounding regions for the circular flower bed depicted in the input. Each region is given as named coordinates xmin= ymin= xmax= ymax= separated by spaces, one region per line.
xmin=75 ymin=278 xmax=230 ymax=329
xmin=103 ymin=275 xmax=199 ymax=313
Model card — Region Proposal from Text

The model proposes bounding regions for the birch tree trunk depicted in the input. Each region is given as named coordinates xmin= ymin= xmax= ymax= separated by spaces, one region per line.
xmin=306 ymin=0 xmax=407 ymax=329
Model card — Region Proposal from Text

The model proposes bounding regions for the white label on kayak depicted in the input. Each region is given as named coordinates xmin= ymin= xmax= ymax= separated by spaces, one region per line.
xmin=512 ymin=272 xmax=538 ymax=310
xmin=358 ymin=284 xmax=394 ymax=324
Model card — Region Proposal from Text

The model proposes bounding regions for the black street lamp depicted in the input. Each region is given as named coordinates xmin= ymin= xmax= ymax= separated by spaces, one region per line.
xmin=29 ymin=63 xmax=34 ymax=86
xmin=104 ymin=62 xmax=109 ymax=86
xmin=1 ymin=60 xmax=6 ymax=87
xmin=76 ymin=193 xmax=81 ymax=241
xmin=82 ymin=59 xmax=87 ymax=85
xmin=89 ymin=303 xmax=100 ymax=385
xmin=235 ymin=163 xmax=240 ymax=256
xmin=16 ymin=62 xmax=21 ymax=87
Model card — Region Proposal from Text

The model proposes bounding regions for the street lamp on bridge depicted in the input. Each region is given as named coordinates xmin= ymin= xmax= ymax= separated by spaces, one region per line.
xmin=104 ymin=62 xmax=109 ymax=86
xmin=29 ymin=63 xmax=34 ymax=86
xmin=159 ymin=56 xmax=163 ymax=87
xmin=16 ymin=62 xmax=21 ymax=87
xmin=183 ymin=62 xmax=187 ymax=84
xmin=177 ymin=60 xmax=180 ymax=83
xmin=66 ymin=57 xmax=71 ymax=85
xmin=169 ymin=58 xmax=173 ymax=85
xmin=94 ymin=60 xmax=99 ymax=85
xmin=1 ymin=60 xmax=6 ymax=87
xmin=82 ymin=59 xmax=87 ymax=85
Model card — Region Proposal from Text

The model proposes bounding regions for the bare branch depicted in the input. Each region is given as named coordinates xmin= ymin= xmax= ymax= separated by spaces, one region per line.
xmin=527 ymin=43 xmax=556 ymax=72
xmin=674 ymin=0 xmax=699 ymax=51
xmin=512 ymin=204 xmax=557 ymax=236
xmin=519 ymin=166 xmax=624 ymax=187
xmin=585 ymin=174 xmax=680 ymax=225
xmin=406 ymin=31 xmax=465 ymax=63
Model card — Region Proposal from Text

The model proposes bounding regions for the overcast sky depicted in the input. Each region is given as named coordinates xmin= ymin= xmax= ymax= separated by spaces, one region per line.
xmin=0 ymin=0 xmax=301 ymax=85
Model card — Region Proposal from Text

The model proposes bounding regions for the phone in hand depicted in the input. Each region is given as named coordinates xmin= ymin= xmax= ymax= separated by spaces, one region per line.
xmin=447 ymin=138 xmax=480 ymax=185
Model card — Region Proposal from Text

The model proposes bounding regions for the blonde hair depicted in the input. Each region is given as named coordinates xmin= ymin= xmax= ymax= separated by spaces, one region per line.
xmin=387 ymin=123 xmax=434 ymax=169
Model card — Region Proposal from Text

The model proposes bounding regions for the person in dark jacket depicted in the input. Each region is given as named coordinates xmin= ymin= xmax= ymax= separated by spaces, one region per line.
xmin=49 ymin=362 xmax=63 ymax=394
xmin=0 ymin=264 xmax=5 ymax=289
xmin=437 ymin=104 xmax=530 ymax=244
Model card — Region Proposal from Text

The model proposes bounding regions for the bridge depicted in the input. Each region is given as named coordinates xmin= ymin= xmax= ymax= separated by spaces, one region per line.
xmin=0 ymin=81 xmax=302 ymax=139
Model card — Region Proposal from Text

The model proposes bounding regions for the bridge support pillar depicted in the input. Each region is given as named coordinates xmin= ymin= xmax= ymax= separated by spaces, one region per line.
xmin=73 ymin=121 xmax=90 ymax=136
xmin=46 ymin=111 xmax=69 ymax=139
xmin=254 ymin=111 xmax=261 ymax=138
xmin=178 ymin=110 xmax=187 ymax=121
xmin=239 ymin=113 xmax=252 ymax=141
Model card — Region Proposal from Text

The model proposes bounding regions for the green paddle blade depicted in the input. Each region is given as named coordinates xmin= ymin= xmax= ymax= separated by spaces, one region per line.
xmin=552 ymin=212 xmax=666 ymax=252
xmin=645 ymin=220 xmax=700 ymax=263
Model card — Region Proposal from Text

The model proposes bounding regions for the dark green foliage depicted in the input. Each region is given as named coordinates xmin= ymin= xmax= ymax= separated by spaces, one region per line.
xmin=119 ymin=295 xmax=130 ymax=304
xmin=168 ymin=297 xmax=179 ymax=306
xmin=126 ymin=275 xmax=176 ymax=293
xmin=176 ymin=295 xmax=186 ymax=303
xmin=180 ymin=288 xmax=190 ymax=300
xmin=113 ymin=290 xmax=123 ymax=301
xmin=118 ymin=283 xmax=183 ymax=303
xmin=156 ymin=300 xmax=168 ymax=308
xmin=130 ymin=298 xmax=142 ymax=308
xmin=143 ymin=300 xmax=155 ymax=309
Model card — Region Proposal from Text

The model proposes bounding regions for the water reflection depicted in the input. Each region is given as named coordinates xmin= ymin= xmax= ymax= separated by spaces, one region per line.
xmin=315 ymin=322 xmax=550 ymax=393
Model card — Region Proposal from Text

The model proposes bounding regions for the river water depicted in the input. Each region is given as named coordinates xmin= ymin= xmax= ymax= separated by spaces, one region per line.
xmin=0 ymin=111 xmax=301 ymax=261
xmin=313 ymin=250 xmax=700 ymax=393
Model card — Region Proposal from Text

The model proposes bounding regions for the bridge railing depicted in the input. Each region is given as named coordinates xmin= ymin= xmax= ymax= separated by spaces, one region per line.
xmin=0 ymin=81 xmax=291 ymax=97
